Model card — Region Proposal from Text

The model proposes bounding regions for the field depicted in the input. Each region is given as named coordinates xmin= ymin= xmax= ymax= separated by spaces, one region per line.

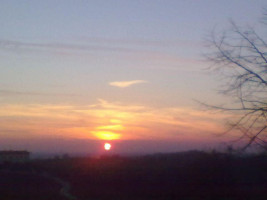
xmin=0 ymin=151 xmax=267 ymax=200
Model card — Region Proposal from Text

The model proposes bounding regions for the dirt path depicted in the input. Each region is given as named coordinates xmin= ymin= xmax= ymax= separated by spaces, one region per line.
xmin=41 ymin=172 xmax=78 ymax=200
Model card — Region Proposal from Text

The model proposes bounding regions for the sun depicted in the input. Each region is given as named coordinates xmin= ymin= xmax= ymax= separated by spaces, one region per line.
xmin=104 ymin=143 xmax=112 ymax=151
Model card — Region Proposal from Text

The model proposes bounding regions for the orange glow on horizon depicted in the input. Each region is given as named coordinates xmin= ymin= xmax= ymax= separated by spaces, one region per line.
xmin=92 ymin=121 xmax=125 ymax=140
xmin=96 ymin=124 xmax=124 ymax=131
xmin=91 ymin=131 xmax=121 ymax=140
xmin=110 ymin=119 xmax=122 ymax=123
xmin=0 ymin=101 xmax=230 ymax=143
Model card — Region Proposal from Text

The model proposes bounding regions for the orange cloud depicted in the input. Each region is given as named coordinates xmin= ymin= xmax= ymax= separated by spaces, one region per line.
xmin=91 ymin=131 xmax=121 ymax=140
xmin=0 ymin=100 xmax=231 ymax=142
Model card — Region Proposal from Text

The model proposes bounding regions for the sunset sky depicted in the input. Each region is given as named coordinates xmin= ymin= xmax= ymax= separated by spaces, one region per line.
xmin=0 ymin=0 xmax=266 ymax=154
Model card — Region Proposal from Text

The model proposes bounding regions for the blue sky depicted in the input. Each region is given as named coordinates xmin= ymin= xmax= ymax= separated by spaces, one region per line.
xmin=0 ymin=0 xmax=264 ymax=40
xmin=0 ymin=0 xmax=266 ymax=154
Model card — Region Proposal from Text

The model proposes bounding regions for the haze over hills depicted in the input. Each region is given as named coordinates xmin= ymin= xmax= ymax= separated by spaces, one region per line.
xmin=0 ymin=137 xmax=236 ymax=158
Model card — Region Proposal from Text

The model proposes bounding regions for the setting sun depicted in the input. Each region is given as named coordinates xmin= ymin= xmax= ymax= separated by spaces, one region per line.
xmin=104 ymin=143 xmax=112 ymax=151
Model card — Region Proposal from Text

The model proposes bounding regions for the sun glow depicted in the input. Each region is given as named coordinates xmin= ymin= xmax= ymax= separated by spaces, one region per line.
xmin=96 ymin=124 xmax=124 ymax=131
xmin=104 ymin=143 xmax=111 ymax=151
xmin=91 ymin=123 xmax=124 ymax=140
xmin=92 ymin=131 xmax=121 ymax=140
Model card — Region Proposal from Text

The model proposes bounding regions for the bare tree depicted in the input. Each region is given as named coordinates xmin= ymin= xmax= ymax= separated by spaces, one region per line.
xmin=205 ymin=14 xmax=267 ymax=151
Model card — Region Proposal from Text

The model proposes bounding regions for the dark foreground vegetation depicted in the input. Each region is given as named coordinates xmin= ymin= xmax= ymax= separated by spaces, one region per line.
xmin=1 ymin=151 xmax=267 ymax=200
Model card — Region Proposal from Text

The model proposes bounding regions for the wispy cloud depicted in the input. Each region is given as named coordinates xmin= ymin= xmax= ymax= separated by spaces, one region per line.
xmin=0 ymin=39 xmax=135 ymax=53
xmin=0 ymin=39 xmax=203 ymax=72
xmin=0 ymin=38 xmax=202 ymax=52
xmin=0 ymin=89 xmax=79 ymax=97
xmin=78 ymin=37 xmax=203 ymax=48
xmin=0 ymin=99 xmax=228 ymax=141
xmin=109 ymin=80 xmax=148 ymax=88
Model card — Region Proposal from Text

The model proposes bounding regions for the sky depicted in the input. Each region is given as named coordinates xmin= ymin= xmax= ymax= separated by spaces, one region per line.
xmin=0 ymin=0 xmax=266 ymax=155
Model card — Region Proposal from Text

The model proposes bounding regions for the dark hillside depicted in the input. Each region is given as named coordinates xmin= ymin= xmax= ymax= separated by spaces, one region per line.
xmin=1 ymin=151 xmax=267 ymax=200
xmin=0 ymin=163 xmax=67 ymax=200
xmin=31 ymin=151 xmax=267 ymax=200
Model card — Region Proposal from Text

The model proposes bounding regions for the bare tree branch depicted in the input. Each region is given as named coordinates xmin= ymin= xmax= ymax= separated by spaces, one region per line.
xmin=204 ymin=12 xmax=267 ymax=151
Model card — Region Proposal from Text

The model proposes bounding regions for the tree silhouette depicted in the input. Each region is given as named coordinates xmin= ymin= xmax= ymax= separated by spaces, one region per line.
xmin=205 ymin=13 xmax=267 ymax=151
